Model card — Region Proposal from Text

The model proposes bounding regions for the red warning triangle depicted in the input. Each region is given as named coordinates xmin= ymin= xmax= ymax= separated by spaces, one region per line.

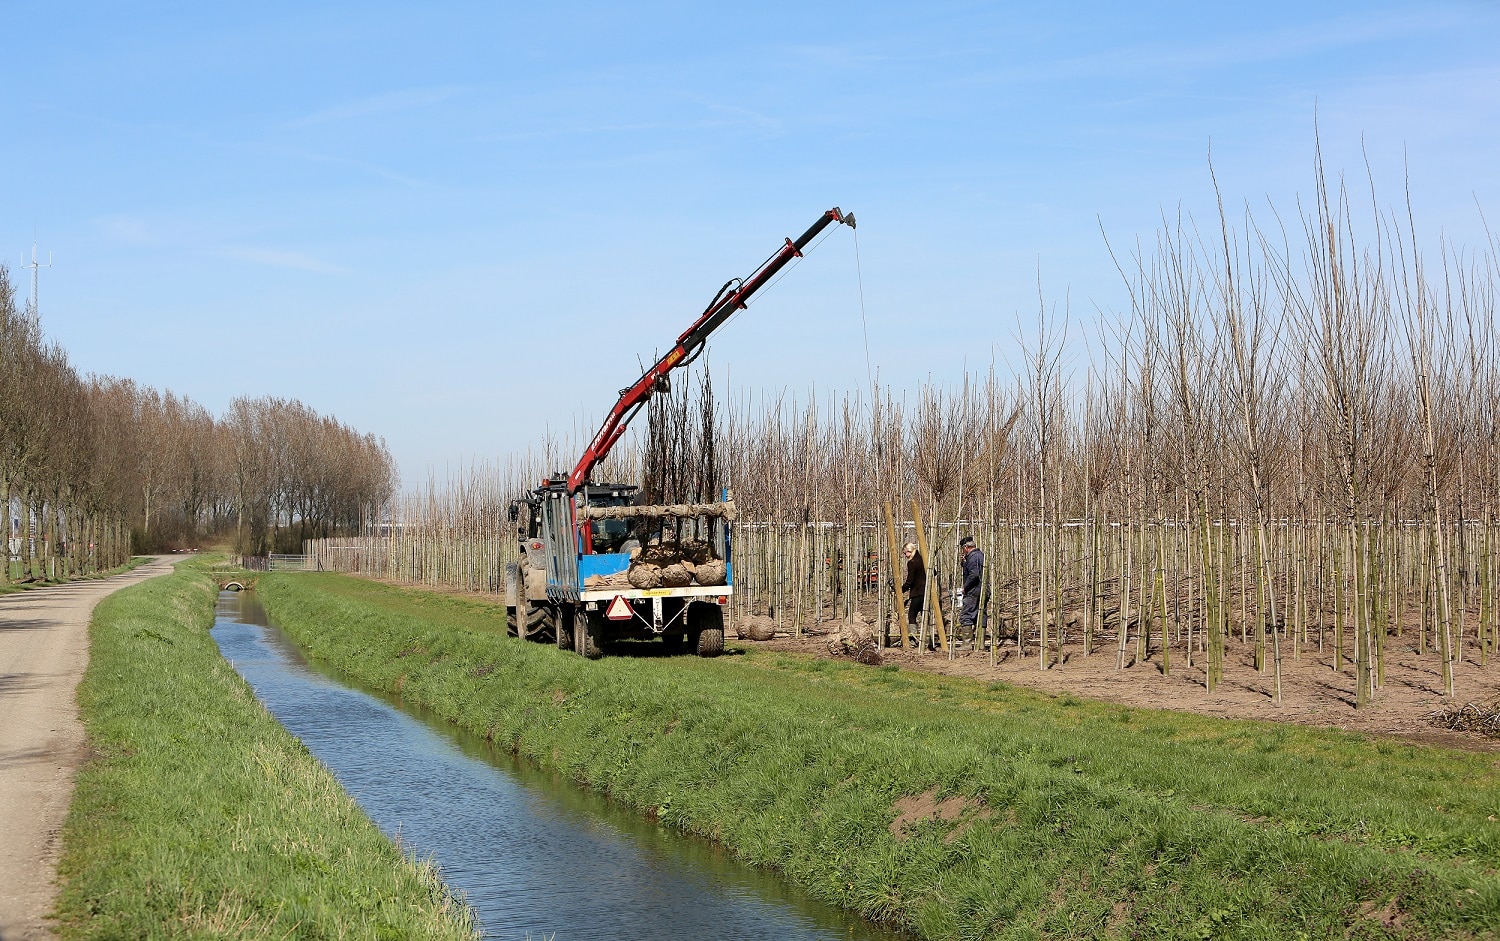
xmin=605 ymin=595 xmax=632 ymax=620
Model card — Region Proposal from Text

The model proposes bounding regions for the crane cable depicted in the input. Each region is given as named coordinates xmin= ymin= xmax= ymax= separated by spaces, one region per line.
xmin=715 ymin=219 xmax=877 ymax=421
xmin=708 ymin=224 xmax=843 ymax=339
xmin=853 ymin=224 xmax=875 ymax=409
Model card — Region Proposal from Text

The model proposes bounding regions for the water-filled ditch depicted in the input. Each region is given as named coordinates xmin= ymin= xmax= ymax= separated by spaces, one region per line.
xmin=210 ymin=590 xmax=905 ymax=940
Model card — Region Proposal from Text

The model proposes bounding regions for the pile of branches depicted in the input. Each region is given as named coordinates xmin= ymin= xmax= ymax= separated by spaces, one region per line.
xmin=1428 ymin=700 xmax=1500 ymax=737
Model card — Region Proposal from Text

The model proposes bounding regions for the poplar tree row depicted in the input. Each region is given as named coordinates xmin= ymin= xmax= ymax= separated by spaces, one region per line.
xmin=714 ymin=158 xmax=1496 ymax=706
xmin=308 ymin=158 xmax=1496 ymax=706
xmin=0 ymin=263 xmax=398 ymax=581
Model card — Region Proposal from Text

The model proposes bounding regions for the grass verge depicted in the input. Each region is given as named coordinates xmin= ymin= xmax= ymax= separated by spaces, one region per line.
xmin=0 ymin=556 xmax=150 ymax=595
xmin=54 ymin=559 xmax=478 ymax=940
xmin=258 ymin=572 xmax=1500 ymax=940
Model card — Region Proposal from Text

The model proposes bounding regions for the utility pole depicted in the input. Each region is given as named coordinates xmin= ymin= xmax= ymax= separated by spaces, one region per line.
xmin=22 ymin=238 xmax=51 ymax=326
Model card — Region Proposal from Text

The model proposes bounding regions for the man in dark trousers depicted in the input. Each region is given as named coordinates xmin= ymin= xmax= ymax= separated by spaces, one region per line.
xmin=900 ymin=542 xmax=925 ymax=647
xmin=958 ymin=535 xmax=984 ymax=647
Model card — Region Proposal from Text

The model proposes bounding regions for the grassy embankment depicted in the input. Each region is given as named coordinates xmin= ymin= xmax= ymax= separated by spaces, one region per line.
xmin=0 ymin=555 xmax=149 ymax=595
xmin=53 ymin=559 xmax=478 ymax=940
xmin=257 ymin=572 xmax=1500 ymax=941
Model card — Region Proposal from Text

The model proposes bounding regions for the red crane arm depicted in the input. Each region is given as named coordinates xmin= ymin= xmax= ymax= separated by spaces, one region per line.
xmin=566 ymin=206 xmax=855 ymax=495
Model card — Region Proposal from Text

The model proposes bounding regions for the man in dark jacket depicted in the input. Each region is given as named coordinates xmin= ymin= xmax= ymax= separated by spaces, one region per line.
xmin=900 ymin=542 xmax=925 ymax=647
xmin=958 ymin=535 xmax=984 ymax=646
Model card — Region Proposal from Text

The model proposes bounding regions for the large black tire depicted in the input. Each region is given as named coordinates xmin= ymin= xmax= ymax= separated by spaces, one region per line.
xmin=527 ymin=604 xmax=551 ymax=636
xmin=575 ymin=612 xmax=604 ymax=660
xmin=687 ymin=603 xmax=725 ymax=657
xmin=694 ymin=627 xmax=725 ymax=657
xmin=512 ymin=601 xmax=553 ymax=640
xmin=687 ymin=602 xmax=724 ymax=633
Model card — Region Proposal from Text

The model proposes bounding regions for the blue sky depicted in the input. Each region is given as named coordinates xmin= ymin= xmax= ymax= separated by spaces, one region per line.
xmin=4 ymin=2 xmax=1497 ymax=484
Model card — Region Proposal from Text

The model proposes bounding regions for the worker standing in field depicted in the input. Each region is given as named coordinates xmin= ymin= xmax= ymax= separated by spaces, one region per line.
xmin=900 ymin=542 xmax=926 ymax=647
xmin=958 ymin=535 xmax=984 ymax=647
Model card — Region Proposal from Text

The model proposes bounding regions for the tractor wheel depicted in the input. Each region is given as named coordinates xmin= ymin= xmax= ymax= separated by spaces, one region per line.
xmin=513 ymin=601 xmax=552 ymax=641
xmin=694 ymin=627 xmax=725 ymax=657
xmin=686 ymin=602 xmax=724 ymax=657
xmin=575 ymin=613 xmax=604 ymax=660
xmin=527 ymin=604 xmax=551 ymax=636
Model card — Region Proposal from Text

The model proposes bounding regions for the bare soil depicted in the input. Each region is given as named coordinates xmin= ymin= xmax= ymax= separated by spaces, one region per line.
xmin=0 ymin=559 xmax=174 ymax=940
xmin=364 ymin=578 xmax=1500 ymax=751
xmin=889 ymin=787 xmax=990 ymax=840
xmin=753 ymin=619 xmax=1500 ymax=753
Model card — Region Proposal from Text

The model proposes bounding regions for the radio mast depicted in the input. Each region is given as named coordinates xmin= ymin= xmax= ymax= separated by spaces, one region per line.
xmin=22 ymin=238 xmax=51 ymax=326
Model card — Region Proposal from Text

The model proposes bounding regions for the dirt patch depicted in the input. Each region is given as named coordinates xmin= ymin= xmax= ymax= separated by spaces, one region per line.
xmin=1360 ymin=898 xmax=1409 ymax=932
xmin=890 ymin=787 xmax=987 ymax=840
xmin=756 ymin=625 xmax=1500 ymax=752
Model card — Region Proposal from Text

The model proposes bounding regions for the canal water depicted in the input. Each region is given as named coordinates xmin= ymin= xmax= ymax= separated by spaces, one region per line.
xmin=210 ymin=591 xmax=904 ymax=941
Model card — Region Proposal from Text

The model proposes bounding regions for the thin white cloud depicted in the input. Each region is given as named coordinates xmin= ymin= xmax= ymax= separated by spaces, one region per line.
xmin=301 ymin=150 xmax=433 ymax=188
xmin=1130 ymin=8 xmax=1471 ymax=74
xmin=475 ymin=101 xmax=782 ymax=144
xmin=700 ymin=101 xmax=781 ymax=132
xmin=224 ymin=247 xmax=349 ymax=275
xmin=963 ymin=7 xmax=1482 ymax=86
xmin=229 ymin=141 xmax=433 ymax=188
xmin=284 ymin=86 xmax=468 ymax=129
xmin=774 ymin=43 xmax=885 ymax=70
xmin=97 ymin=215 xmax=156 ymax=246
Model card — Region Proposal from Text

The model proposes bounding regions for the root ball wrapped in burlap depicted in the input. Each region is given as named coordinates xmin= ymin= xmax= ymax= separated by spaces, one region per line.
xmin=693 ymin=560 xmax=727 ymax=586
xmin=638 ymin=543 xmax=683 ymax=567
xmin=736 ymin=614 xmax=777 ymax=641
xmin=680 ymin=539 xmax=715 ymax=565
xmin=827 ymin=617 xmax=878 ymax=657
xmin=627 ymin=564 xmax=663 ymax=589
xmin=659 ymin=563 xmax=692 ymax=588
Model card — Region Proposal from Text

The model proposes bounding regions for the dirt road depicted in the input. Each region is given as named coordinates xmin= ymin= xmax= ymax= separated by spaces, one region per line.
xmin=0 ymin=559 xmax=174 ymax=941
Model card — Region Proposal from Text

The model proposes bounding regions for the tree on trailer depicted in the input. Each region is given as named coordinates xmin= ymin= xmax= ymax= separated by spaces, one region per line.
xmin=504 ymin=207 xmax=857 ymax=657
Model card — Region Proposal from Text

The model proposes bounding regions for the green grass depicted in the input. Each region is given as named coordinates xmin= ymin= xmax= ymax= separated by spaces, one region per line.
xmin=0 ymin=555 xmax=150 ymax=594
xmin=53 ymin=559 xmax=478 ymax=940
xmin=257 ymin=572 xmax=1500 ymax=940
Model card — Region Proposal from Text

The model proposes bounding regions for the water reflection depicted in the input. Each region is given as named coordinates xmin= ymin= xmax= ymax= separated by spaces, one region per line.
xmin=211 ymin=591 xmax=901 ymax=941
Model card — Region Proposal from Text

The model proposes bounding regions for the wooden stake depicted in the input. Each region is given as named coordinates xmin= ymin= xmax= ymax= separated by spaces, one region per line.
xmin=912 ymin=500 xmax=948 ymax=652
xmin=884 ymin=501 xmax=908 ymax=650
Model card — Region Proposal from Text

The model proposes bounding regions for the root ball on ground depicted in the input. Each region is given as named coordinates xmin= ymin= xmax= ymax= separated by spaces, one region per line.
xmin=736 ymin=614 xmax=776 ymax=641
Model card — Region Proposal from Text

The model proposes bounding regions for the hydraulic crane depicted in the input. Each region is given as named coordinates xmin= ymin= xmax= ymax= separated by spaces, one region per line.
xmin=567 ymin=206 xmax=855 ymax=494
xmin=507 ymin=206 xmax=856 ymax=658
